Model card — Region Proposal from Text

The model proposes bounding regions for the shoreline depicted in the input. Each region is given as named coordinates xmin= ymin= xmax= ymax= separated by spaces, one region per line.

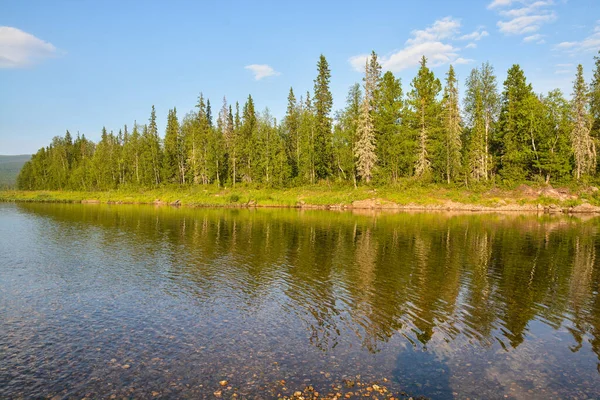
xmin=3 ymin=186 xmax=600 ymax=214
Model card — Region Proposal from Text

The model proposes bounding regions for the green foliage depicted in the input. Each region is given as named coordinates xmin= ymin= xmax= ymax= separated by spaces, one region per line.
xmin=313 ymin=54 xmax=333 ymax=180
xmin=15 ymin=53 xmax=600 ymax=192
xmin=334 ymin=84 xmax=362 ymax=185
xmin=571 ymin=64 xmax=596 ymax=180
xmin=590 ymin=51 xmax=600 ymax=144
xmin=163 ymin=108 xmax=181 ymax=184
xmin=406 ymin=56 xmax=442 ymax=180
xmin=496 ymin=64 xmax=537 ymax=181
xmin=374 ymin=71 xmax=404 ymax=182
xmin=536 ymin=90 xmax=573 ymax=182
xmin=463 ymin=63 xmax=499 ymax=183
xmin=440 ymin=65 xmax=462 ymax=184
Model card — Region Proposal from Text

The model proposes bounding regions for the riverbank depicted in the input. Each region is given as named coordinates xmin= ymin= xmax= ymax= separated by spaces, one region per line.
xmin=2 ymin=184 xmax=600 ymax=213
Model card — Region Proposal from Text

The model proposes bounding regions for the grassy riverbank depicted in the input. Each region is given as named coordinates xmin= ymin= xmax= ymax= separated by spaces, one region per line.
xmin=3 ymin=183 xmax=600 ymax=213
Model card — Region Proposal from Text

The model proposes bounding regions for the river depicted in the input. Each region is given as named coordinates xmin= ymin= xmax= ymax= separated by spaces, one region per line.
xmin=1 ymin=203 xmax=599 ymax=399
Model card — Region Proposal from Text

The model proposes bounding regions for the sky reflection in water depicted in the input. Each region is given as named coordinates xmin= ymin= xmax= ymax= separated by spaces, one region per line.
xmin=1 ymin=204 xmax=599 ymax=399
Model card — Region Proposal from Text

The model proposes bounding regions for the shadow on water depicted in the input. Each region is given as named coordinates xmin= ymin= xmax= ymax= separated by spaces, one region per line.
xmin=1 ymin=203 xmax=600 ymax=398
xmin=393 ymin=346 xmax=452 ymax=399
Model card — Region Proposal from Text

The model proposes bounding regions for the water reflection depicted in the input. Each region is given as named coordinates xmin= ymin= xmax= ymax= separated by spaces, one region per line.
xmin=1 ymin=204 xmax=600 ymax=398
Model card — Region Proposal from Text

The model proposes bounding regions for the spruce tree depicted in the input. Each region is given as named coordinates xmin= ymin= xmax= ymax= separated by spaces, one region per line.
xmin=365 ymin=51 xmax=382 ymax=111
xmin=301 ymin=93 xmax=317 ymax=183
xmin=334 ymin=84 xmax=362 ymax=185
xmin=118 ymin=125 xmax=128 ymax=185
xmin=139 ymin=124 xmax=154 ymax=186
xmin=92 ymin=127 xmax=111 ymax=189
xmin=441 ymin=65 xmax=462 ymax=184
xmin=241 ymin=95 xmax=257 ymax=182
xmin=374 ymin=71 xmax=403 ymax=182
xmin=163 ymin=108 xmax=180 ymax=183
xmin=354 ymin=96 xmax=377 ymax=183
xmin=354 ymin=58 xmax=378 ymax=183
xmin=571 ymin=64 xmax=596 ymax=180
xmin=129 ymin=123 xmax=142 ymax=185
xmin=218 ymin=97 xmax=233 ymax=186
xmin=313 ymin=54 xmax=333 ymax=179
xmin=206 ymin=99 xmax=213 ymax=128
xmin=231 ymin=102 xmax=242 ymax=186
xmin=284 ymin=88 xmax=300 ymax=178
xmin=590 ymin=51 xmax=600 ymax=151
xmin=194 ymin=94 xmax=212 ymax=184
xmin=21 ymin=52 xmax=600 ymax=191
xmin=406 ymin=56 xmax=441 ymax=179
xmin=147 ymin=105 xmax=162 ymax=185
xmin=496 ymin=65 xmax=536 ymax=181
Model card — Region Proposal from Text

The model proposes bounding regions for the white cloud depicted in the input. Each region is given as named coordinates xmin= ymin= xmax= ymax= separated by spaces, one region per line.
xmin=0 ymin=26 xmax=57 ymax=68
xmin=458 ymin=29 xmax=490 ymax=41
xmin=498 ymin=13 xmax=557 ymax=34
xmin=384 ymin=41 xmax=459 ymax=71
xmin=490 ymin=0 xmax=557 ymax=36
xmin=455 ymin=57 xmax=475 ymax=64
xmin=523 ymin=33 xmax=546 ymax=43
xmin=554 ymin=63 xmax=574 ymax=75
xmin=488 ymin=0 xmax=515 ymax=9
xmin=499 ymin=1 xmax=553 ymax=18
xmin=465 ymin=42 xmax=477 ymax=49
xmin=406 ymin=16 xmax=461 ymax=45
xmin=555 ymin=21 xmax=600 ymax=54
xmin=349 ymin=54 xmax=370 ymax=72
xmin=244 ymin=64 xmax=281 ymax=80
xmin=349 ymin=17 xmax=485 ymax=73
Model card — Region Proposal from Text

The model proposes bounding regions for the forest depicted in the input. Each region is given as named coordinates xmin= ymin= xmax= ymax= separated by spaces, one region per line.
xmin=16 ymin=51 xmax=600 ymax=191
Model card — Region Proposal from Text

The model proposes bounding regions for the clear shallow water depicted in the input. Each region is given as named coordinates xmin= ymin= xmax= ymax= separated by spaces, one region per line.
xmin=1 ymin=203 xmax=600 ymax=399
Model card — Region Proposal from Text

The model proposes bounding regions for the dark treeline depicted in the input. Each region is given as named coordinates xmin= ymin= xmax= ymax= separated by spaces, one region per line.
xmin=17 ymin=51 xmax=600 ymax=191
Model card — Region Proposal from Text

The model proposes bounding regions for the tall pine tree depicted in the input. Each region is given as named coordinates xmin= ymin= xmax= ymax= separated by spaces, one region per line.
xmin=354 ymin=57 xmax=378 ymax=183
xmin=163 ymin=108 xmax=181 ymax=183
xmin=374 ymin=71 xmax=403 ymax=182
xmin=313 ymin=55 xmax=333 ymax=180
xmin=441 ymin=65 xmax=462 ymax=184
xmin=496 ymin=65 xmax=536 ymax=181
xmin=406 ymin=56 xmax=441 ymax=179
xmin=571 ymin=64 xmax=596 ymax=180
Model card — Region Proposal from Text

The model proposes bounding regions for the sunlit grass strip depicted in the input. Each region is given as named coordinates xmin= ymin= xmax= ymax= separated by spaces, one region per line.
xmin=1 ymin=183 xmax=596 ymax=210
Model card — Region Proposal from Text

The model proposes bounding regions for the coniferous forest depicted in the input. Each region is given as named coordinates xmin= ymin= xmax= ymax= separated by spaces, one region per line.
xmin=17 ymin=51 xmax=600 ymax=191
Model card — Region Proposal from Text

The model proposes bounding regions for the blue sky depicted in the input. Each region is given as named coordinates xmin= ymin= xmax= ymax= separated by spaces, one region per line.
xmin=1 ymin=0 xmax=599 ymax=155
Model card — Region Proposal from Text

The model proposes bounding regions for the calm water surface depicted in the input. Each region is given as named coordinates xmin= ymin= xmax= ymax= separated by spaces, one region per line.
xmin=1 ymin=203 xmax=600 ymax=399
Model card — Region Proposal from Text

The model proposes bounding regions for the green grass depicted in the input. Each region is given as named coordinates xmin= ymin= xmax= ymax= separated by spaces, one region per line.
xmin=0 ymin=182 xmax=593 ymax=210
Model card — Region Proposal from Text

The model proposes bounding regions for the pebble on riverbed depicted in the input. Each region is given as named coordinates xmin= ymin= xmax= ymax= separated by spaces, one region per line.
xmin=275 ymin=378 xmax=426 ymax=399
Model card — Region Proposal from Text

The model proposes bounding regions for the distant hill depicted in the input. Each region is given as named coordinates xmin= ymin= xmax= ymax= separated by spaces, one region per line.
xmin=0 ymin=155 xmax=31 ymax=188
